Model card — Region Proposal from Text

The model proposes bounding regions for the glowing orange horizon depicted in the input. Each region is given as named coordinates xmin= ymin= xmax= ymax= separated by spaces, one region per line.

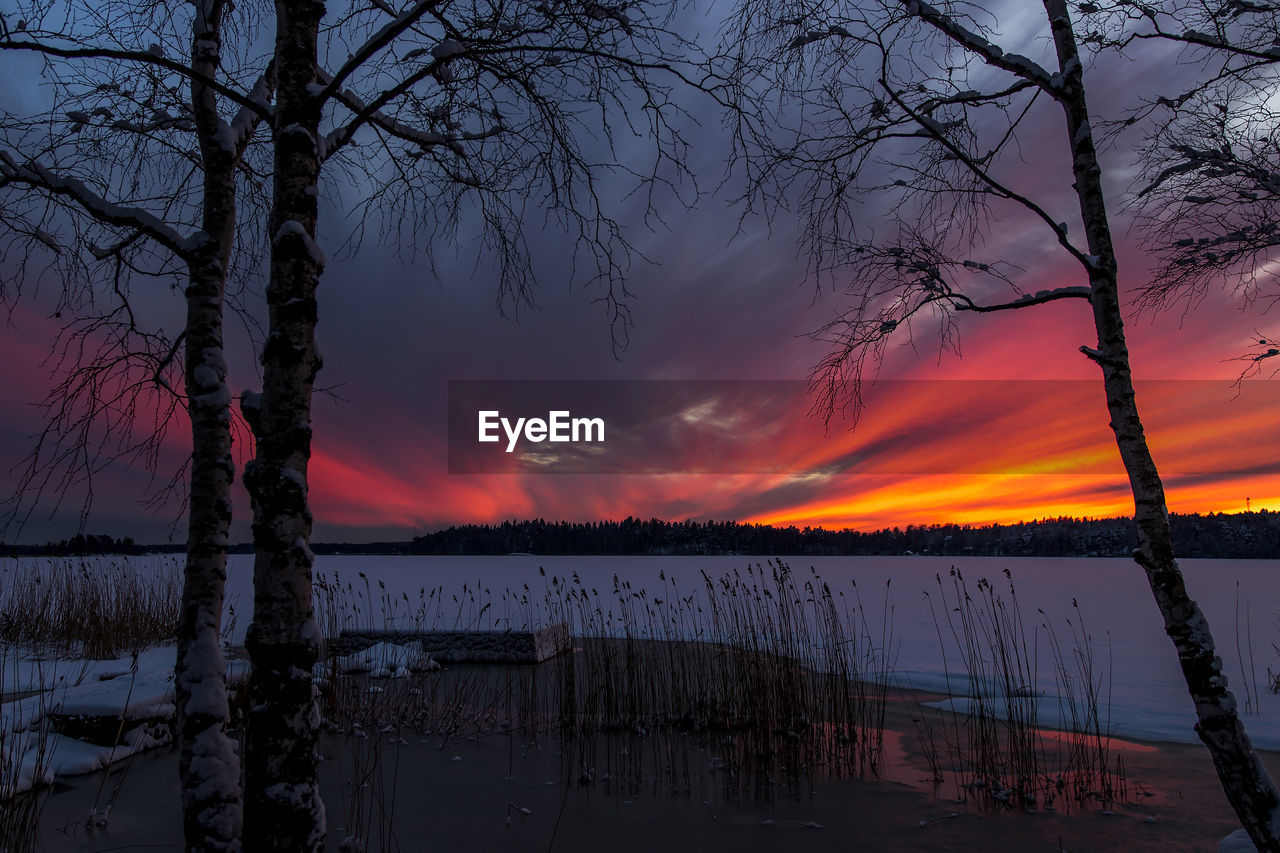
xmin=305 ymin=377 xmax=1279 ymax=535
xmin=739 ymin=475 xmax=1278 ymax=532
xmin=1 ymin=299 xmax=1276 ymax=539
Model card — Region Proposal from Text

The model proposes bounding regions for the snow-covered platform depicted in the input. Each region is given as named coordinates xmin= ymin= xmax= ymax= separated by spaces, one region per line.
xmin=328 ymin=621 xmax=571 ymax=664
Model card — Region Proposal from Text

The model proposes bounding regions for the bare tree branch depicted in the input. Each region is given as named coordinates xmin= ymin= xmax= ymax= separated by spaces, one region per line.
xmin=0 ymin=39 xmax=273 ymax=121
xmin=898 ymin=0 xmax=1056 ymax=90
xmin=0 ymin=152 xmax=197 ymax=258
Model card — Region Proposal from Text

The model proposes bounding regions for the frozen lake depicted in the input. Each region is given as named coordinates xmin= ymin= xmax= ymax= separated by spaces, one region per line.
xmin=216 ymin=554 xmax=1280 ymax=749
xmin=7 ymin=553 xmax=1275 ymax=749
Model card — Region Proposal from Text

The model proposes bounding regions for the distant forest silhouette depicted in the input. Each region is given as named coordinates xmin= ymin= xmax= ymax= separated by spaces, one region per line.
xmin=8 ymin=511 xmax=1277 ymax=558
xmin=399 ymin=512 xmax=1280 ymax=558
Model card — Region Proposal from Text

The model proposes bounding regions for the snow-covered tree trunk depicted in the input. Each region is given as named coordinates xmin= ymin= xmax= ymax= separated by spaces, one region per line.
xmin=177 ymin=270 xmax=241 ymax=853
xmin=174 ymin=3 xmax=245 ymax=850
xmin=241 ymin=0 xmax=326 ymax=849
xmin=1043 ymin=2 xmax=1280 ymax=848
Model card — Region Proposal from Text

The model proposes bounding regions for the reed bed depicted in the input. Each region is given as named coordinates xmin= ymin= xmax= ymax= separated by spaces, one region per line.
xmin=0 ymin=556 xmax=181 ymax=847
xmin=0 ymin=557 xmax=181 ymax=659
xmin=312 ymin=561 xmax=894 ymax=804
xmin=919 ymin=568 xmax=1126 ymax=811
xmin=312 ymin=560 xmax=1134 ymax=812
xmin=1269 ymin=617 xmax=1280 ymax=695
xmin=545 ymin=562 xmax=893 ymax=794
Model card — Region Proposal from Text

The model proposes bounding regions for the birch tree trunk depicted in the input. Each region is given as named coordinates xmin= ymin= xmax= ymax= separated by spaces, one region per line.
xmin=1043 ymin=2 xmax=1280 ymax=847
xmin=241 ymin=0 xmax=326 ymax=848
xmin=175 ymin=3 xmax=245 ymax=849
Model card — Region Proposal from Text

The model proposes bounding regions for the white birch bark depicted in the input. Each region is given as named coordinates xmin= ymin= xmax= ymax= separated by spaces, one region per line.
xmin=175 ymin=3 xmax=263 ymax=850
xmin=1043 ymin=3 xmax=1280 ymax=847
xmin=240 ymin=1 xmax=326 ymax=848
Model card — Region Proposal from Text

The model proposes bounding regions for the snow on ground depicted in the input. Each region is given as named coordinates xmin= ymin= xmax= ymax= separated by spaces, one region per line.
xmin=4 ymin=723 xmax=170 ymax=798
xmin=42 ymin=726 xmax=167 ymax=776
xmin=5 ymin=646 xmax=178 ymax=733
xmin=1 ymin=643 xmax=249 ymax=796
xmin=1 ymin=728 xmax=52 ymax=798
xmin=2 ymin=646 xmax=179 ymax=735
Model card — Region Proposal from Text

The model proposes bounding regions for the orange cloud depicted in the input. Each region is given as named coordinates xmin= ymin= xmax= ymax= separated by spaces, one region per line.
xmin=307 ymin=378 xmax=1278 ymax=536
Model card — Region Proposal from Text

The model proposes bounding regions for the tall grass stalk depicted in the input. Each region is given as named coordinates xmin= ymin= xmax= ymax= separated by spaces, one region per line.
xmin=919 ymin=568 xmax=1126 ymax=811
xmin=0 ymin=643 xmax=53 ymax=848
xmin=0 ymin=557 xmax=180 ymax=659
xmin=313 ymin=560 xmax=1129 ymax=814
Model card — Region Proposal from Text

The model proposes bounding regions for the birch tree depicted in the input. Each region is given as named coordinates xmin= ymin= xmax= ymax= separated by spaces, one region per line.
xmin=238 ymin=1 xmax=697 ymax=849
xmin=4 ymin=0 xmax=696 ymax=847
xmin=719 ymin=1 xmax=1280 ymax=847
xmin=0 ymin=3 xmax=271 ymax=850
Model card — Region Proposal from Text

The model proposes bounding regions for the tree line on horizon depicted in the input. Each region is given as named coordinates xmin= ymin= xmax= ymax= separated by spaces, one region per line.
xmin=2 ymin=532 xmax=143 ymax=557
xmin=402 ymin=512 xmax=1280 ymax=559
xmin=9 ymin=511 xmax=1278 ymax=559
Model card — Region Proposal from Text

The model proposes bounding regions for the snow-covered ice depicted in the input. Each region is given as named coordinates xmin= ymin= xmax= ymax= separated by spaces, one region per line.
xmin=1 ymin=643 xmax=249 ymax=795
xmin=232 ymin=554 xmax=1280 ymax=750
xmin=7 ymin=552 xmax=1279 ymax=776
xmin=42 ymin=725 xmax=167 ymax=777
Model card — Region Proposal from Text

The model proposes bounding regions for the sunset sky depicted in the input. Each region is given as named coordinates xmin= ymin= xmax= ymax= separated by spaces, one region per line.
xmin=1 ymin=4 xmax=1277 ymax=544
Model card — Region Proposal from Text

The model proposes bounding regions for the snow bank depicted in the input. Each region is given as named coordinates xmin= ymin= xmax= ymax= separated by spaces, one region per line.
xmin=2 ymin=723 xmax=169 ymax=797
xmin=1219 ymin=829 xmax=1258 ymax=852
xmin=44 ymin=725 xmax=168 ymax=777
xmin=1 ymin=644 xmax=251 ymax=796
xmin=4 ymin=646 xmax=175 ymax=733
xmin=1 ymin=729 xmax=53 ymax=798
xmin=3 ymin=646 xmax=252 ymax=734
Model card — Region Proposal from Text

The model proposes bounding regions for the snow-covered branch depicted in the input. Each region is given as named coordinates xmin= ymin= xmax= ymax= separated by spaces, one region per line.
xmin=952 ymin=285 xmax=1092 ymax=312
xmin=897 ymin=0 xmax=1056 ymax=93
xmin=1131 ymin=24 xmax=1280 ymax=62
xmin=0 ymin=151 xmax=197 ymax=259
xmin=319 ymin=75 xmax=474 ymax=159
xmin=224 ymin=65 xmax=276 ymax=159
